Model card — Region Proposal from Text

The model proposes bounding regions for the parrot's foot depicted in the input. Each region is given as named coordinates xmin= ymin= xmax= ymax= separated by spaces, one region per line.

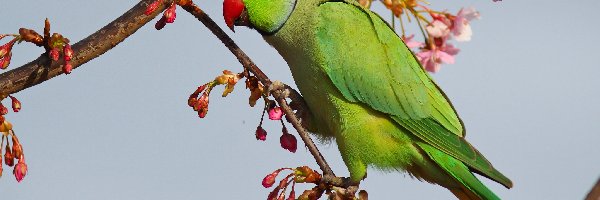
xmin=268 ymin=80 xmax=290 ymax=99
xmin=268 ymin=80 xmax=317 ymax=132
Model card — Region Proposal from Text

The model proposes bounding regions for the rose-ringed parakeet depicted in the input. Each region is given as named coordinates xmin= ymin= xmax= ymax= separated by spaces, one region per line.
xmin=223 ymin=0 xmax=513 ymax=199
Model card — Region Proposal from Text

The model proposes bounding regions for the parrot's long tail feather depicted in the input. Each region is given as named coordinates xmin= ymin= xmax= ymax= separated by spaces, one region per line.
xmin=418 ymin=143 xmax=501 ymax=200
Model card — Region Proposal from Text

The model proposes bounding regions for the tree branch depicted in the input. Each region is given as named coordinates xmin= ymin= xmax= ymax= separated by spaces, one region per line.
xmin=0 ymin=0 xmax=167 ymax=95
xmin=586 ymin=178 xmax=600 ymax=200
xmin=0 ymin=0 xmax=354 ymax=192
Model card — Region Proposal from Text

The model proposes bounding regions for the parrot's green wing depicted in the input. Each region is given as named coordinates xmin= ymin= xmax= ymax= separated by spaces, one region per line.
xmin=315 ymin=1 xmax=512 ymax=188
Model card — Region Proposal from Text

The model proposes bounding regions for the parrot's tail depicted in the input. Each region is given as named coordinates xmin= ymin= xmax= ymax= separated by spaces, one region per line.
xmin=418 ymin=143 xmax=501 ymax=200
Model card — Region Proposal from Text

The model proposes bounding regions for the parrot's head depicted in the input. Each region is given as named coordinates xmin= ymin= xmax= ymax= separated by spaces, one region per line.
xmin=223 ymin=0 xmax=296 ymax=34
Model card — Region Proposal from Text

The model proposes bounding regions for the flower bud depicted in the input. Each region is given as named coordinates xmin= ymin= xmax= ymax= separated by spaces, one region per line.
xmin=164 ymin=3 xmax=177 ymax=23
xmin=0 ymin=52 xmax=11 ymax=69
xmin=10 ymin=96 xmax=21 ymax=112
xmin=19 ymin=28 xmax=43 ymax=45
xmin=145 ymin=0 xmax=163 ymax=15
xmin=49 ymin=48 xmax=60 ymax=61
xmin=63 ymin=62 xmax=73 ymax=74
xmin=63 ymin=44 xmax=73 ymax=61
xmin=280 ymin=129 xmax=297 ymax=153
xmin=155 ymin=16 xmax=167 ymax=30
xmin=262 ymin=173 xmax=277 ymax=188
xmin=0 ymin=103 xmax=8 ymax=115
xmin=255 ymin=126 xmax=267 ymax=141
xmin=268 ymin=106 xmax=283 ymax=120
xmin=13 ymin=155 xmax=27 ymax=182
xmin=287 ymin=191 xmax=295 ymax=200
xmin=4 ymin=145 xmax=14 ymax=167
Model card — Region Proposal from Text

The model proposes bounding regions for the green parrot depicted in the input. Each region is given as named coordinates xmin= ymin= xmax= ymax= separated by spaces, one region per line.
xmin=223 ymin=0 xmax=513 ymax=199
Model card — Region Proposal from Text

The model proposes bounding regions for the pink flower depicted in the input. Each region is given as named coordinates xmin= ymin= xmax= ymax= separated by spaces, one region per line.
xmin=426 ymin=19 xmax=450 ymax=38
xmin=416 ymin=43 xmax=459 ymax=73
xmin=13 ymin=155 xmax=27 ymax=182
xmin=268 ymin=107 xmax=283 ymax=120
xmin=452 ymin=7 xmax=480 ymax=41
xmin=402 ymin=34 xmax=423 ymax=49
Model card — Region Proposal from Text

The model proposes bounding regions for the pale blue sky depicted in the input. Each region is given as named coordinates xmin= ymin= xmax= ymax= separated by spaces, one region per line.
xmin=1 ymin=0 xmax=599 ymax=199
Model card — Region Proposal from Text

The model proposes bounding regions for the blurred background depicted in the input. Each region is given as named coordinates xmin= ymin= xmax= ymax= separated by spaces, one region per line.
xmin=1 ymin=0 xmax=599 ymax=199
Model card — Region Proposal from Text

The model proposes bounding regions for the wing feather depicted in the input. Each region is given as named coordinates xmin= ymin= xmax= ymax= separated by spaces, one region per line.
xmin=315 ymin=1 xmax=512 ymax=188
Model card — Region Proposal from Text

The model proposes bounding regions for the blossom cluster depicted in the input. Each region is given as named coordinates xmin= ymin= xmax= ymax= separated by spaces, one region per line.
xmin=0 ymin=120 xmax=27 ymax=182
xmin=262 ymin=166 xmax=322 ymax=200
xmin=1 ymin=19 xmax=74 ymax=74
xmin=360 ymin=0 xmax=480 ymax=73
xmin=186 ymin=70 xmax=299 ymax=153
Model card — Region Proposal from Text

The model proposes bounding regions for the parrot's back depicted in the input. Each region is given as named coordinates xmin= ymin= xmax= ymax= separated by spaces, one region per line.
xmin=261 ymin=0 xmax=512 ymax=199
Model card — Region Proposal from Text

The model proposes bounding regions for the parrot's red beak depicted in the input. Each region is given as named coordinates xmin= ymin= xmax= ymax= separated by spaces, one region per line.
xmin=223 ymin=0 xmax=248 ymax=32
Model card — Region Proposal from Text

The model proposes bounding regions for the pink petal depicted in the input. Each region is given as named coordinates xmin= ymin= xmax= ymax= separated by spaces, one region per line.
xmin=402 ymin=34 xmax=424 ymax=48
xmin=436 ymin=50 xmax=455 ymax=64
xmin=424 ymin=58 xmax=440 ymax=73
xmin=426 ymin=20 xmax=450 ymax=38
xmin=453 ymin=22 xmax=472 ymax=42
xmin=442 ymin=44 xmax=460 ymax=55
xmin=459 ymin=7 xmax=480 ymax=21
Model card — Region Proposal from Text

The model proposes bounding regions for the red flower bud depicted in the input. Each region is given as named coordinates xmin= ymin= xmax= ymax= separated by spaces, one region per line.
xmin=0 ymin=52 xmax=11 ymax=69
xmin=63 ymin=44 xmax=73 ymax=61
xmin=280 ymin=129 xmax=297 ymax=153
xmin=268 ymin=107 xmax=283 ymax=120
xmin=145 ymin=0 xmax=163 ymax=16
xmin=0 ymin=115 xmax=5 ymax=124
xmin=155 ymin=16 xmax=167 ymax=30
xmin=0 ymin=39 xmax=16 ymax=60
xmin=49 ymin=48 xmax=60 ymax=61
xmin=196 ymin=94 xmax=209 ymax=118
xmin=287 ymin=190 xmax=295 ymax=200
xmin=0 ymin=103 xmax=8 ymax=115
xmin=13 ymin=155 xmax=27 ymax=182
xmin=4 ymin=145 xmax=14 ymax=167
xmin=63 ymin=62 xmax=73 ymax=74
xmin=164 ymin=3 xmax=177 ymax=23
xmin=9 ymin=95 xmax=21 ymax=112
xmin=267 ymin=186 xmax=281 ymax=200
xmin=262 ymin=173 xmax=277 ymax=188
xmin=255 ymin=126 xmax=267 ymax=141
